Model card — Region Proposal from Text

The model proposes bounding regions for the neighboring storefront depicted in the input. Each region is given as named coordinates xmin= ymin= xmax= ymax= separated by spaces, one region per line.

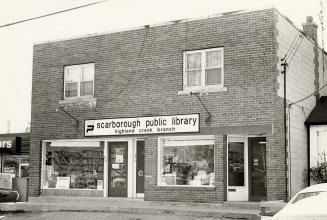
xmin=0 ymin=133 xmax=30 ymax=178
xmin=305 ymin=96 xmax=327 ymax=185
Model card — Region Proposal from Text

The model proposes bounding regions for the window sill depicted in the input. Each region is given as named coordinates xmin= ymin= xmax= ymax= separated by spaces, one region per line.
xmin=157 ymin=185 xmax=216 ymax=191
xmin=178 ymin=87 xmax=227 ymax=95
xmin=41 ymin=188 xmax=103 ymax=191
xmin=59 ymin=97 xmax=97 ymax=109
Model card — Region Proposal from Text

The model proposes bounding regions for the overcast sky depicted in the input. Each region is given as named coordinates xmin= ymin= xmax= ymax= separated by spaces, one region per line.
xmin=0 ymin=0 xmax=326 ymax=133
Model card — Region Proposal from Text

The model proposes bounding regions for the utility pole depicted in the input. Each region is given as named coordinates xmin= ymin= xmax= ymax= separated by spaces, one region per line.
xmin=6 ymin=120 xmax=11 ymax=134
xmin=281 ymin=59 xmax=289 ymax=201
xmin=319 ymin=0 xmax=326 ymax=84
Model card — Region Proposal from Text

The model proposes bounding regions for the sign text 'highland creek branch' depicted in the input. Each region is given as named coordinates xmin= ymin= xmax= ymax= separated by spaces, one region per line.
xmin=85 ymin=114 xmax=200 ymax=136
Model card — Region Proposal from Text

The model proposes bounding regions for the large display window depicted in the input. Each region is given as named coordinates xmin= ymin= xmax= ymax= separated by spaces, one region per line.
xmin=42 ymin=144 xmax=104 ymax=190
xmin=158 ymin=136 xmax=215 ymax=187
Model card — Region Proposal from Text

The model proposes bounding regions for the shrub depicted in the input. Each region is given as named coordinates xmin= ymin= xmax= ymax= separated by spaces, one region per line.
xmin=309 ymin=152 xmax=327 ymax=184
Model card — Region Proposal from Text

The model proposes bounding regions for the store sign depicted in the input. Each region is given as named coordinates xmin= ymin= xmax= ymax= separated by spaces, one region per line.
xmin=85 ymin=114 xmax=200 ymax=136
xmin=0 ymin=137 xmax=20 ymax=154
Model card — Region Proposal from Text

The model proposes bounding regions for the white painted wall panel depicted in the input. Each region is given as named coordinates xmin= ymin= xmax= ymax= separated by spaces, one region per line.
xmin=276 ymin=13 xmax=316 ymax=197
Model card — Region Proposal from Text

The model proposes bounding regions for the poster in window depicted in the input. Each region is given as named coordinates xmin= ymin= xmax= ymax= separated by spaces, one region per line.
xmin=116 ymin=154 xmax=124 ymax=163
xmin=56 ymin=177 xmax=70 ymax=189
xmin=163 ymin=174 xmax=176 ymax=185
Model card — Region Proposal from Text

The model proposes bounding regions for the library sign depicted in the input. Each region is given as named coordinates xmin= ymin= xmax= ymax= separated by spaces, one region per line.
xmin=85 ymin=114 xmax=200 ymax=136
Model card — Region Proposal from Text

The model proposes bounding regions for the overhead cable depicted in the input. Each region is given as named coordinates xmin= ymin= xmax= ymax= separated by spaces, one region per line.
xmin=290 ymin=82 xmax=327 ymax=106
xmin=282 ymin=33 xmax=300 ymax=61
xmin=0 ymin=0 xmax=109 ymax=28
xmin=286 ymin=35 xmax=304 ymax=66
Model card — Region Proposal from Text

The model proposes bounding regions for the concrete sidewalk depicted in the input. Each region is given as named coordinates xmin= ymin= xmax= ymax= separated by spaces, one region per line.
xmin=0 ymin=196 xmax=262 ymax=220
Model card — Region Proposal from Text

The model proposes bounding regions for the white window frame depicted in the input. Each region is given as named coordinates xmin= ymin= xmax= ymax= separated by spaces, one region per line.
xmin=157 ymin=135 xmax=215 ymax=188
xmin=41 ymin=139 xmax=104 ymax=191
xmin=64 ymin=63 xmax=94 ymax=100
xmin=182 ymin=48 xmax=225 ymax=93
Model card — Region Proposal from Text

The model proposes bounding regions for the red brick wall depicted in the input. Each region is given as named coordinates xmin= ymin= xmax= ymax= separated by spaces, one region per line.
xmin=31 ymin=8 xmax=286 ymax=201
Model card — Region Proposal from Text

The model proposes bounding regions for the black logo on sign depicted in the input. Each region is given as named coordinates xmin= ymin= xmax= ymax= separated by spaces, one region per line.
xmin=86 ymin=125 xmax=94 ymax=133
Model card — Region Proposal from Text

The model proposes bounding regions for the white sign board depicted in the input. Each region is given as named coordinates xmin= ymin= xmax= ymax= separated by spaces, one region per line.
xmin=0 ymin=173 xmax=14 ymax=189
xmin=85 ymin=114 xmax=200 ymax=136
xmin=56 ymin=177 xmax=70 ymax=189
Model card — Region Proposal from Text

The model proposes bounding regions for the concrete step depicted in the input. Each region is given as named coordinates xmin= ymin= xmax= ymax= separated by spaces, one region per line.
xmin=223 ymin=201 xmax=261 ymax=210
xmin=259 ymin=200 xmax=286 ymax=216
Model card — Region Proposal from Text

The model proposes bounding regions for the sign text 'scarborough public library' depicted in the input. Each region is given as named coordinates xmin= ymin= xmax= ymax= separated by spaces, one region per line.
xmin=85 ymin=114 xmax=200 ymax=136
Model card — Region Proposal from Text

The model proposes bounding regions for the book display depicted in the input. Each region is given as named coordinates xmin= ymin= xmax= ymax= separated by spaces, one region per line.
xmin=44 ymin=148 xmax=104 ymax=190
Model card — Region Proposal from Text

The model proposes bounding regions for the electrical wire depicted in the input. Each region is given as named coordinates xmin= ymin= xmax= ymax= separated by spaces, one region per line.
xmin=282 ymin=33 xmax=300 ymax=61
xmin=0 ymin=0 xmax=109 ymax=28
xmin=289 ymin=82 xmax=327 ymax=106
xmin=286 ymin=36 xmax=304 ymax=67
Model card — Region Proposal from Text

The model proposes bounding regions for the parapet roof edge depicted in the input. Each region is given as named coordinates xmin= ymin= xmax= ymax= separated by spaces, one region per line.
xmin=34 ymin=6 xmax=276 ymax=46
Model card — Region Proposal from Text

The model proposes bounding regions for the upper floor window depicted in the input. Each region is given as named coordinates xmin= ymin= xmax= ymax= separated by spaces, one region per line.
xmin=183 ymin=48 xmax=224 ymax=93
xmin=64 ymin=63 xmax=94 ymax=99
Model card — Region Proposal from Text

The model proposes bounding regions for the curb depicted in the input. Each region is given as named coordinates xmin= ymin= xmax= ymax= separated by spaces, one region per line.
xmin=0 ymin=203 xmax=261 ymax=220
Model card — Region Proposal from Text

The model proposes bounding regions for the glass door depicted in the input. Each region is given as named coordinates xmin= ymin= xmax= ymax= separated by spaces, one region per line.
xmin=248 ymin=137 xmax=267 ymax=201
xmin=227 ymin=136 xmax=248 ymax=201
xmin=108 ymin=142 xmax=128 ymax=197
xmin=136 ymin=141 xmax=145 ymax=195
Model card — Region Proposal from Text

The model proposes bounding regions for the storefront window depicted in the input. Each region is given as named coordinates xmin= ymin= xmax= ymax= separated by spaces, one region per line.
xmin=158 ymin=136 xmax=215 ymax=187
xmin=3 ymin=156 xmax=20 ymax=177
xmin=1 ymin=155 xmax=29 ymax=178
xmin=43 ymin=147 xmax=104 ymax=190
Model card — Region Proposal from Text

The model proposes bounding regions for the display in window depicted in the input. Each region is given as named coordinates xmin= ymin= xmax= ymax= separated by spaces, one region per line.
xmin=3 ymin=156 xmax=24 ymax=177
xmin=110 ymin=146 xmax=127 ymax=189
xmin=159 ymin=144 xmax=214 ymax=186
xmin=43 ymin=148 xmax=104 ymax=190
xmin=228 ymin=142 xmax=245 ymax=186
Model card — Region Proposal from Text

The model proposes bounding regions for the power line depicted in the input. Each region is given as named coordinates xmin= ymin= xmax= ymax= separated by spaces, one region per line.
xmin=0 ymin=0 xmax=109 ymax=28
xmin=290 ymin=81 xmax=327 ymax=106
xmin=286 ymin=35 xmax=304 ymax=67
xmin=282 ymin=33 xmax=301 ymax=61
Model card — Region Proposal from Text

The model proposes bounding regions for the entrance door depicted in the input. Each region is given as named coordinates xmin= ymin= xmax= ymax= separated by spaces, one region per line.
xmin=248 ymin=137 xmax=267 ymax=201
xmin=136 ymin=141 xmax=145 ymax=195
xmin=227 ymin=136 xmax=248 ymax=201
xmin=108 ymin=142 xmax=128 ymax=197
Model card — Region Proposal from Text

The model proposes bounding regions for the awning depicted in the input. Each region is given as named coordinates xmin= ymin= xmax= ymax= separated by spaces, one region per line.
xmin=305 ymin=96 xmax=327 ymax=125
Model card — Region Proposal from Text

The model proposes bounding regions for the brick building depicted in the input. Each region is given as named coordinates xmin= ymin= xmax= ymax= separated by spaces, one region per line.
xmin=30 ymin=8 xmax=327 ymax=202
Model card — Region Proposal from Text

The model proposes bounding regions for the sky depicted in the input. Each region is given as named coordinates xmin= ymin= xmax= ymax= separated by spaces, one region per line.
xmin=0 ymin=0 xmax=326 ymax=133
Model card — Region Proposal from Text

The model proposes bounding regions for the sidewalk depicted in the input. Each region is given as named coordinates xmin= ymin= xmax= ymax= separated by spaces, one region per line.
xmin=0 ymin=196 xmax=262 ymax=220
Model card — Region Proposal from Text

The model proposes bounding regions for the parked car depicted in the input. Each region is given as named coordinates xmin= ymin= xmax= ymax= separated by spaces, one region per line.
xmin=0 ymin=189 xmax=19 ymax=202
xmin=272 ymin=183 xmax=327 ymax=220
